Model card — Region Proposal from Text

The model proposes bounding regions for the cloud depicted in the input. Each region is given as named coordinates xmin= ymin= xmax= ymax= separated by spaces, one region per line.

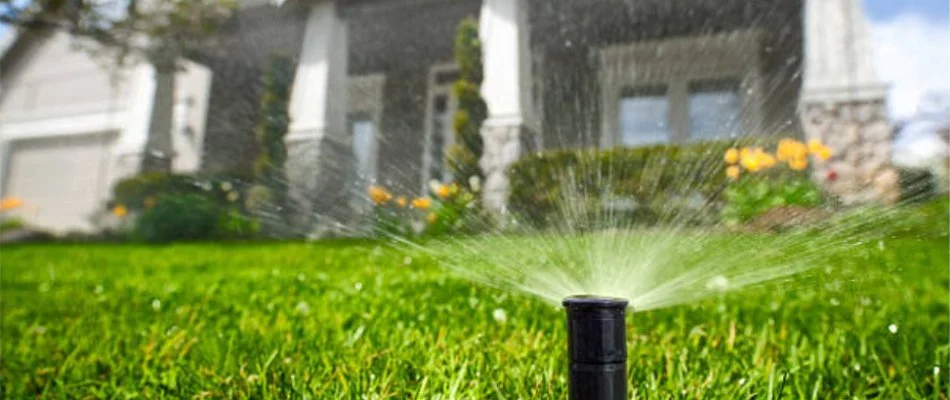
xmin=870 ymin=13 xmax=950 ymax=119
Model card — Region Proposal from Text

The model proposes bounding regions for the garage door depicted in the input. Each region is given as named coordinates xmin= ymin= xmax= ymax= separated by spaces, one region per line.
xmin=3 ymin=133 xmax=115 ymax=233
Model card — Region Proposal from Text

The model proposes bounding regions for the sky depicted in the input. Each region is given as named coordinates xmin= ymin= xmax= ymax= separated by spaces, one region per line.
xmin=1 ymin=1 xmax=948 ymax=120
xmin=863 ymin=0 xmax=950 ymax=119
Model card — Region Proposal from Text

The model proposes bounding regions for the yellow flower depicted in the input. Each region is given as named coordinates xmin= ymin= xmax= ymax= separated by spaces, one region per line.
xmin=434 ymin=184 xmax=451 ymax=199
xmin=724 ymin=148 xmax=740 ymax=164
xmin=726 ymin=166 xmax=741 ymax=180
xmin=777 ymin=138 xmax=808 ymax=162
xmin=788 ymin=157 xmax=808 ymax=171
xmin=807 ymin=138 xmax=825 ymax=154
xmin=740 ymin=147 xmax=753 ymax=163
xmin=411 ymin=197 xmax=432 ymax=210
xmin=760 ymin=152 xmax=777 ymax=169
xmin=395 ymin=196 xmax=407 ymax=208
xmin=0 ymin=197 xmax=24 ymax=211
xmin=427 ymin=212 xmax=438 ymax=224
xmin=740 ymin=147 xmax=764 ymax=172
xmin=112 ymin=205 xmax=128 ymax=217
xmin=814 ymin=145 xmax=833 ymax=161
xmin=368 ymin=186 xmax=392 ymax=205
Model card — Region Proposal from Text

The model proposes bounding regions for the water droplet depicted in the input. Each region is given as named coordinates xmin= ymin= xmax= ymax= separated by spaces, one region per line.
xmin=492 ymin=308 xmax=507 ymax=323
xmin=887 ymin=324 xmax=898 ymax=334
xmin=706 ymin=275 xmax=729 ymax=291
xmin=151 ymin=299 xmax=162 ymax=311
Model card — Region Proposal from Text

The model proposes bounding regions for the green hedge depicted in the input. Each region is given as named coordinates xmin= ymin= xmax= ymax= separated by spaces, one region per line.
xmin=508 ymin=141 xmax=753 ymax=228
xmin=111 ymin=171 xmax=253 ymax=212
xmin=110 ymin=171 xmax=259 ymax=242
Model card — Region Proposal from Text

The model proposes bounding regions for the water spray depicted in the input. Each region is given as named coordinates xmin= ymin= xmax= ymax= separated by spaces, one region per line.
xmin=563 ymin=296 xmax=629 ymax=400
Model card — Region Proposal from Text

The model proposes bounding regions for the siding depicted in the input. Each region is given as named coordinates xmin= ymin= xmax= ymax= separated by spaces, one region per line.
xmin=0 ymin=31 xmax=132 ymax=124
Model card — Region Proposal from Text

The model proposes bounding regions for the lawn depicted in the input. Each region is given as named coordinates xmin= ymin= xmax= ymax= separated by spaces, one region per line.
xmin=1 ymin=235 xmax=947 ymax=398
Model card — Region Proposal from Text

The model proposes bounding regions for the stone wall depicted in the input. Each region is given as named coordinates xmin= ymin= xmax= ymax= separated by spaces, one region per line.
xmin=800 ymin=99 xmax=899 ymax=204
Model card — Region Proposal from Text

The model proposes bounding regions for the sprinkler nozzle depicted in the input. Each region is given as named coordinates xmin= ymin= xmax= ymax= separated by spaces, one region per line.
xmin=563 ymin=296 xmax=628 ymax=400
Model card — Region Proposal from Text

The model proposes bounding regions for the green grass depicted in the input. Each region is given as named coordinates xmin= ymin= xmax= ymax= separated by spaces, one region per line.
xmin=1 ymin=236 xmax=947 ymax=398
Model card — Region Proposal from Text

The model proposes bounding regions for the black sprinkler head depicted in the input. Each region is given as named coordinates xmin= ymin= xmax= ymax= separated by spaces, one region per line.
xmin=563 ymin=296 xmax=629 ymax=400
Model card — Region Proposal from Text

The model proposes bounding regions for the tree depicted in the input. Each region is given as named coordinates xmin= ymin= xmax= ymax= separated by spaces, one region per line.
xmin=448 ymin=17 xmax=486 ymax=188
xmin=1 ymin=0 xmax=236 ymax=172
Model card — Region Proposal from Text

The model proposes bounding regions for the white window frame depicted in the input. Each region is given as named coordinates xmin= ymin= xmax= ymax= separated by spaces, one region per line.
xmin=598 ymin=30 xmax=764 ymax=147
xmin=420 ymin=63 xmax=460 ymax=193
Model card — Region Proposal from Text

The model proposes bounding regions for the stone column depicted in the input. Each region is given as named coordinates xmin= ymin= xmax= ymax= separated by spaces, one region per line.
xmin=800 ymin=0 xmax=899 ymax=204
xmin=479 ymin=0 xmax=537 ymax=214
xmin=285 ymin=0 xmax=352 ymax=232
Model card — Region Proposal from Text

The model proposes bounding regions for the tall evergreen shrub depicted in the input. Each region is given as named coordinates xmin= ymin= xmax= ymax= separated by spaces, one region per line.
xmin=448 ymin=18 xmax=487 ymax=187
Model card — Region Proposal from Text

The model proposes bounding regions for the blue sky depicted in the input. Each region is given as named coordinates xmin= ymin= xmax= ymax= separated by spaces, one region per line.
xmin=865 ymin=0 xmax=949 ymax=22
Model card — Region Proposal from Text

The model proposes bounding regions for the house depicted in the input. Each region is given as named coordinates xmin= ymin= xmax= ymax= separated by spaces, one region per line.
xmin=0 ymin=29 xmax=211 ymax=232
xmin=0 ymin=0 xmax=896 ymax=233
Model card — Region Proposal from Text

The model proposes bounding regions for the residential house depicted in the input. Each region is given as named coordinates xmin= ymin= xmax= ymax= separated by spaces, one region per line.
xmin=0 ymin=0 xmax=894 ymax=233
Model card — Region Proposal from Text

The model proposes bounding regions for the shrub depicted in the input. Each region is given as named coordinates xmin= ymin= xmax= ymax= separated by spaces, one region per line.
xmin=134 ymin=194 xmax=221 ymax=243
xmin=0 ymin=218 xmax=25 ymax=233
xmin=507 ymin=141 xmax=746 ymax=228
xmin=249 ymin=56 xmax=294 ymax=236
xmin=449 ymin=18 xmax=487 ymax=188
xmin=111 ymin=171 xmax=251 ymax=213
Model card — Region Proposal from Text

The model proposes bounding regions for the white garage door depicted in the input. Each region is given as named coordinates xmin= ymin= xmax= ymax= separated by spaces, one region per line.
xmin=3 ymin=133 xmax=115 ymax=233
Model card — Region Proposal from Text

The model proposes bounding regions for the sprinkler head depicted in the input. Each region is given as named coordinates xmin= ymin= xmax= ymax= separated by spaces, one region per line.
xmin=563 ymin=296 xmax=629 ymax=400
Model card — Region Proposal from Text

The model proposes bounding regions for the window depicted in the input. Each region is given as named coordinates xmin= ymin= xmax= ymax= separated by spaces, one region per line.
xmin=426 ymin=94 xmax=453 ymax=183
xmin=618 ymin=86 xmax=670 ymax=146
xmin=688 ymin=79 xmax=742 ymax=140
xmin=422 ymin=65 xmax=459 ymax=190
xmin=350 ymin=115 xmax=376 ymax=184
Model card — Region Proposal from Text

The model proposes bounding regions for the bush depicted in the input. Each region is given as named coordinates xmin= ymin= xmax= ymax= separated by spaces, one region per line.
xmin=111 ymin=171 xmax=252 ymax=213
xmin=507 ymin=141 xmax=744 ymax=228
xmin=249 ymin=56 xmax=293 ymax=236
xmin=133 ymin=194 xmax=222 ymax=243
xmin=0 ymin=218 xmax=25 ymax=233
xmin=449 ymin=18 xmax=486 ymax=188
xmin=132 ymin=194 xmax=259 ymax=243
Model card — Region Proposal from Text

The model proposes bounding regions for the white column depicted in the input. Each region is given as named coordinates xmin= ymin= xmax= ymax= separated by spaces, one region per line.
xmin=800 ymin=0 xmax=898 ymax=204
xmin=285 ymin=0 xmax=351 ymax=227
xmin=479 ymin=0 xmax=535 ymax=214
